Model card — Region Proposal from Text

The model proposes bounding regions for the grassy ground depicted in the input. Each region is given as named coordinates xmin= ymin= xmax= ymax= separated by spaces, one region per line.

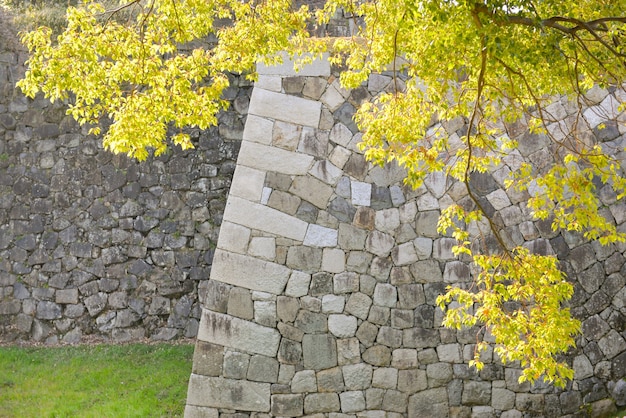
xmin=0 ymin=343 xmax=194 ymax=418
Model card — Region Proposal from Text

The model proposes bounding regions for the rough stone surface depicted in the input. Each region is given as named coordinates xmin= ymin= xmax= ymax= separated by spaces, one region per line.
xmin=0 ymin=28 xmax=622 ymax=417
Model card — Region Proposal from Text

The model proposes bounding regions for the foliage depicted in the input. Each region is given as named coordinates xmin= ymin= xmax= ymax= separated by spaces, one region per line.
xmin=13 ymin=0 xmax=626 ymax=387
xmin=0 ymin=343 xmax=194 ymax=417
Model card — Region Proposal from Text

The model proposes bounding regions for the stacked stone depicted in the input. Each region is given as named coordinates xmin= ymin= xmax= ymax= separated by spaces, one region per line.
xmin=0 ymin=36 xmax=250 ymax=343
xmin=186 ymin=57 xmax=626 ymax=417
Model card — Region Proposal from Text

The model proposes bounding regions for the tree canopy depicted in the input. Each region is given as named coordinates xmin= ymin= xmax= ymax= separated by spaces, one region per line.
xmin=15 ymin=0 xmax=626 ymax=387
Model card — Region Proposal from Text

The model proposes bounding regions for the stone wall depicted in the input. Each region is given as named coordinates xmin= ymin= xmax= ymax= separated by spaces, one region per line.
xmin=185 ymin=57 xmax=626 ymax=417
xmin=0 ymin=20 xmax=250 ymax=343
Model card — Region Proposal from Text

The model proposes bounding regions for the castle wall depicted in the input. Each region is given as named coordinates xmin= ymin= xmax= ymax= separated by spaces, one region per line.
xmin=185 ymin=57 xmax=626 ymax=417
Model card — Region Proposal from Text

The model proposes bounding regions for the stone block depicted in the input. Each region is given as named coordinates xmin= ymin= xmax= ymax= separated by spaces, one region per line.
xmin=291 ymin=370 xmax=317 ymax=393
xmin=408 ymin=388 xmax=448 ymax=418
xmin=492 ymin=387 xmax=516 ymax=411
xmin=304 ymin=393 xmax=340 ymax=414
xmin=382 ymin=390 xmax=408 ymax=413
xmin=322 ymin=248 xmax=346 ymax=273
xmin=317 ymin=367 xmax=344 ymax=392
xmin=366 ymin=231 xmax=394 ymax=257
xmin=249 ymin=88 xmax=321 ymax=127
xmin=351 ymin=181 xmax=372 ymax=206
xmin=302 ymin=333 xmax=337 ymax=370
xmin=271 ymin=394 xmax=304 ymax=417
xmin=211 ymin=249 xmax=291 ymax=295
xmin=342 ymin=363 xmax=373 ymax=390
xmin=338 ymin=223 xmax=367 ymax=250
xmin=55 ymin=289 xmax=78 ymax=305
xmin=391 ymin=242 xmax=418 ymax=266
xmin=197 ymin=310 xmax=281 ymax=357
xmin=372 ymin=367 xmax=398 ymax=389
xmin=340 ymin=391 xmax=365 ymax=413
xmin=192 ymin=341 xmax=224 ymax=377
xmin=345 ymin=293 xmax=372 ymax=320
xmin=322 ymin=294 xmax=345 ymax=313
xmin=310 ymin=160 xmax=343 ymax=185
xmin=598 ymin=329 xmax=626 ymax=359
xmin=248 ymin=355 xmax=279 ymax=383
xmin=224 ymin=196 xmax=308 ymax=241
xmin=462 ymin=381 xmax=491 ymax=406
xmin=239 ymin=140 xmax=314 ymax=176
xmin=328 ymin=314 xmax=358 ymax=338
xmin=184 ymin=405 xmax=219 ymax=418
xmin=242 ymin=114 xmax=274 ymax=144
xmin=277 ymin=296 xmax=300 ymax=323
xmin=287 ymin=246 xmax=323 ymax=273
xmin=290 ymin=175 xmax=334 ymax=209
xmin=186 ymin=374 xmax=270 ymax=412
xmin=409 ymin=259 xmax=442 ymax=283
xmin=304 ymin=224 xmax=338 ymax=247
xmin=227 ymin=287 xmax=254 ymax=320
xmin=230 ymin=165 xmax=266 ymax=202
xmin=278 ymin=337 xmax=302 ymax=364
xmin=391 ymin=349 xmax=418 ymax=369
xmin=373 ymin=283 xmax=397 ymax=308
xmin=256 ymin=53 xmax=330 ymax=77
xmin=223 ymin=351 xmax=250 ymax=379
xmin=285 ymin=271 xmax=311 ymax=298
xmin=337 ymin=337 xmax=361 ymax=365
xmin=217 ymin=221 xmax=251 ymax=254
xmin=398 ymin=369 xmax=427 ymax=393
xmin=437 ymin=343 xmax=462 ymax=363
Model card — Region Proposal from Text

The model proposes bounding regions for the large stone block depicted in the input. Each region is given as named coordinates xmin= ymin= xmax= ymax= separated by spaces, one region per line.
xmin=186 ymin=374 xmax=270 ymax=412
xmin=211 ymin=250 xmax=289 ymax=295
xmin=303 ymin=333 xmax=337 ymax=370
xmin=224 ymin=196 xmax=308 ymax=242
xmin=238 ymin=140 xmax=314 ymax=176
xmin=249 ymin=88 xmax=322 ymax=127
xmin=197 ymin=309 xmax=281 ymax=357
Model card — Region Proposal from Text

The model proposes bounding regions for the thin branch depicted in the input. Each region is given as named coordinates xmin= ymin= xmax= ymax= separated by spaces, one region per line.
xmin=463 ymin=32 xmax=510 ymax=256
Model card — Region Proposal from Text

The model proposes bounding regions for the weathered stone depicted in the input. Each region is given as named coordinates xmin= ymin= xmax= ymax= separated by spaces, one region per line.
xmin=342 ymin=363 xmax=373 ymax=390
xmin=362 ymin=345 xmax=392 ymax=367
xmin=291 ymin=370 xmax=317 ymax=393
xmin=304 ymin=393 xmax=340 ymax=414
xmin=197 ymin=310 xmax=281 ymax=357
xmin=317 ymin=367 xmax=345 ymax=392
xmin=328 ymin=314 xmax=357 ymax=338
xmin=302 ymin=334 xmax=337 ymax=370
xmin=408 ymin=388 xmax=449 ymax=418
xmin=271 ymin=394 xmax=303 ymax=417
xmin=211 ymin=249 xmax=291 ymax=295
xmin=227 ymin=287 xmax=254 ymax=320
xmin=187 ymin=375 xmax=270 ymax=412
xmin=248 ymin=355 xmax=279 ymax=383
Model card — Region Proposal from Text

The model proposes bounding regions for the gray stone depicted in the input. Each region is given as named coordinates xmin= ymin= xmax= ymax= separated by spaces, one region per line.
xmin=462 ymin=381 xmax=491 ymax=406
xmin=304 ymin=393 xmax=340 ymax=414
xmin=187 ymin=375 xmax=270 ymax=412
xmin=271 ymin=394 xmax=303 ymax=417
xmin=612 ymin=379 xmax=626 ymax=406
xmin=292 ymin=370 xmax=317 ymax=393
xmin=192 ymin=341 xmax=223 ymax=377
xmin=342 ymin=363 xmax=373 ymax=390
xmin=328 ymin=314 xmax=358 ymax=338
xmin=302 ymin=333 xmax=337 ymax=370
xmin=197 ymin=310 xmax=281 ymax=357
xmin=340 ymin=391 xmax=365 ymax=413
xmin=248 ymin=355 xmax=279 ymax=383
xmin=317 ymin=367 xmax=345 ymax=392
xmin=373 ymin=283 xmax=397 ymax=308
xmin=408 ymin=388 xmax=448 ymax=418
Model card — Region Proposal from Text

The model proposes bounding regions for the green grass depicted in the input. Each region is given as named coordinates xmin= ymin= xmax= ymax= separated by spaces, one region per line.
xmin=0 ymin=343 xmax=194 ymax=418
